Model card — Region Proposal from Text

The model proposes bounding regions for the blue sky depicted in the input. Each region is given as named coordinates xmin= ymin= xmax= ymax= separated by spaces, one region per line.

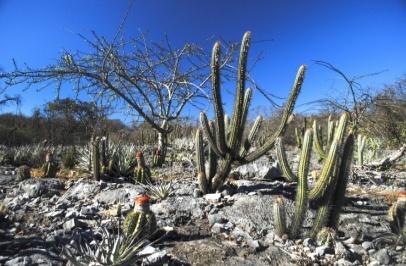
xmin=1 ymin=0 xmax=406 ymax=121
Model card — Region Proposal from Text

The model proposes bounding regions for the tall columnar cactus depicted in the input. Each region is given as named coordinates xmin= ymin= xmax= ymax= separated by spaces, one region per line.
xmin=133 ymin=152 xmax=151 ymax=184
xmin=91 ymin=136 xmax=101 ymax=181
xmin=356 ymin=134 xmax=367 ymax=166
xmin=196 ymin=31 xmax=306 ymax=194
xmin=273 ymin=113 xmax=354 ymax=239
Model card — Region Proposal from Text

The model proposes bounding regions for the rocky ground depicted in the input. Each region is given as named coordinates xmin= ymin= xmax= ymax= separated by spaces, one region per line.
xmin=0 ymin=154 xmax=405 ymax=265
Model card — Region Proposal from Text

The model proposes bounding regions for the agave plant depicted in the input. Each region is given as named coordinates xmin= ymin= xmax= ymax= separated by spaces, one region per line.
xmin=106 ymin=142 xmax=137 ymax=177
xmin=62 ymin=222 xmax=152 ymax=266
xmin=137 ymin=180 xmax=174 ymax=200
xmin=77 ymin=143 xmax=92 ymax=171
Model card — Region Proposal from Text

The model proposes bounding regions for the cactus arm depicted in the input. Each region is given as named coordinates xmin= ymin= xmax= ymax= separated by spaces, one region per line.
xmin=273 ymin=197 xmax=287 ymax=237
xmin=200 ymin=112 xmax=223 ymax=157
xmin=211 ymin=42 xmax=228 ymax=155
xmin=233 ymin=88 xmax=253 ymax=157
xmin=327 ymin=115 xmax=335 ymax=147
xmin=239 ymin=115 xmax=263 ymax=158
xmin=228 ymin=32 xmax=251 ymax=155
xmin=207 ymin=121 xmax=218 ymax=187
xmin=195 ymin=129 xmax=208 ymax=194
xmin=289 ymin=129 xmax=312 ymax=238
xmin=295 ymin=128 xmax=303 ymax=149
xmin=244 ymin=65 xmax=306 ymax=163
xmin=309 ymin=113 xmax=349 ymax=201
xmin=313 ymin=120 xmax=326 ymax=160
xmin=276 ymin=137 xmax=298 ymax=182
xmin=327 ymin=133 xmax=355 ymax=229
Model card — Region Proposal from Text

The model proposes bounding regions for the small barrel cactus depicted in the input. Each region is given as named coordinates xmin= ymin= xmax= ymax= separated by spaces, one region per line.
xmin=152 ymin=148 xmax=162 ymax=167
xmin=16 ymin=165 xmax=31 ymax=182
xmin=133 ymin=152 xmax=151 ymax=184
xmin=123 ymin=195 xmax=157 ymax=238
xmin=388 ymin=192 xmax=406 ymax=240
xmin=42 ymin=151 xmax=58 ymax=178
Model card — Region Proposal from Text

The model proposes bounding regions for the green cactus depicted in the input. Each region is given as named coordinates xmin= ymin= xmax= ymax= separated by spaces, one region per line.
xmin=273 ymin=113 xmax=354 ymax=239
xmin=316 ymin=227 xmax=337 ymax=247
xmin=152 ymin=148 xmax=162 ymax=167
xmin=196 ymin=31 xmax=305 ymax=194
xmin=294 ymin=117 xmax=307 ymax=149
xmin=42 ymin=151 xmax=58 ymax=178
xmin=308 ymin=113 xmax=349 ymax=201
xmin=273 ymin=197 xmax=287 ymax=237
xmin=356 ymin=134 xmax=367 ymax=166
xmin=123 ymin=195 xmax=157 ymax=238
xmin=133 ymin=152 xmax=151 ymax=184
xmin=288 ymin=129 xmax=312 ymax=238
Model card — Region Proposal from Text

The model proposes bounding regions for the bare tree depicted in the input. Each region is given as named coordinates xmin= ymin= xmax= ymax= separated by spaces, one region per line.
xmin=0 ymin=32 xmax=238 ymax=163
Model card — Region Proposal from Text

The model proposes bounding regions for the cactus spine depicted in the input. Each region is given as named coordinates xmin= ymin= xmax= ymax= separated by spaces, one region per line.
xmin=196 ymin=31 xmax=305 ymax=194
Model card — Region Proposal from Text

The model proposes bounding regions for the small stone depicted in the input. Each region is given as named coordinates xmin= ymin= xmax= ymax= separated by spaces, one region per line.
xmin=368 ymin=249 xmax=376 ymax=255
xmin=247 ymin=192 xmax=256 ymax=196
xmin=224 ymin=222 xmax=234 ymax=230
xmin=207 ymin=213 xmax=226 ymax=226
xmin=211 ymin=223 xmax=225 ymax=234
xmin=315 ymin=246 xmax=333 ymax=256
xmin=335 ymin=258 xmax=353 ymax=266
xmin=204 ymin=193 xmax=222 ymax=202
xmin=247 ymin=239 xmax=261 ymax=252
xmin=367 ymin=260 xmax=380 ymax=266
xmin=374 ymin=248 xmax=391 ymax=265
xmin=46 ymin=210 xmax=64 ymax=218
xmin=395 ymin=245 xmax=403 ymax=251
xmin=63 ymin=218 xmax=85 ymax=231
xmin=193 ymin=189 xmax=202 ymax=198
xmin=303 ymin=238 xmax=315 ymax=247
xmin=361 ymin=241 xmax=373 ymax=250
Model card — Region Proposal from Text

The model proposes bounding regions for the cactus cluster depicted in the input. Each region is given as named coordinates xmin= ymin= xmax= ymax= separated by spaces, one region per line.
xmin=273 ymin=113 xmax=355 ymax=239
xmin=133 ymin=152 xmax=151 ymax=184
xmin=195 ymin=31 xmax=305 ymax=194
xmin=312 ymin=115 xmax=338 ymax=161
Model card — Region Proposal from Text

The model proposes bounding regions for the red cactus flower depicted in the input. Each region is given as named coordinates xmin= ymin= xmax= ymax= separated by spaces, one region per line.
xmin=135 ymin=194 xmax=150 ymax=206
xmin=136 ymin=151 xmax=143 ymax=159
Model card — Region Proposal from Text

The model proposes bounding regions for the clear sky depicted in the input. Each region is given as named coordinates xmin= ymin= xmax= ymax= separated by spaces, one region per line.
xmin=1 ymin=0 xmax=406 ymax=120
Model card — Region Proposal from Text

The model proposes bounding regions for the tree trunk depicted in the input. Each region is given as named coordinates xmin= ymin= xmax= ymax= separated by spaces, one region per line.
xmin=157 ymin=120 xmax=169 ymax=165
xmin=157 ymin=131 xmax=168 ymax=165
